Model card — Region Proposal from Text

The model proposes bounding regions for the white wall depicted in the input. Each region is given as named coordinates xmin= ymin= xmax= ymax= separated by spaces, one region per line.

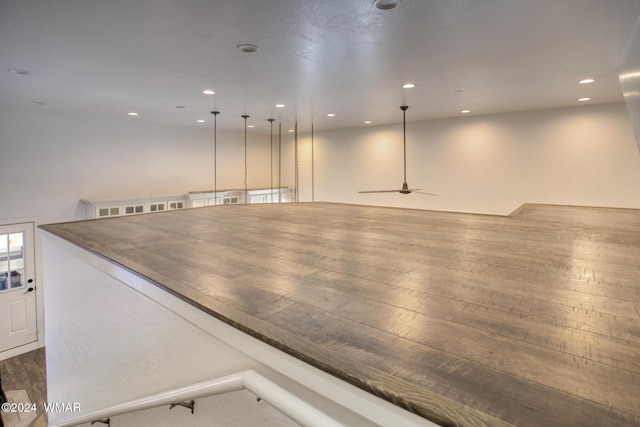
xmin=619 ymin=14 xmax=640 ymax=151
xmin=0 ymin=110 xmax=272 ymax=224
xmin=3 ymin=103 xmax=638 ymax=224
xmin=0 ymin=110 xmax=272 ymax=356
xmin=290 ymin=103 xmax=640 ymax=214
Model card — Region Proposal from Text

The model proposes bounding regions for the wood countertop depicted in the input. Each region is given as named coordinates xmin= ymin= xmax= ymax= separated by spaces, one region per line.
xmin=40 ymin=202 xmax=640 ymax=427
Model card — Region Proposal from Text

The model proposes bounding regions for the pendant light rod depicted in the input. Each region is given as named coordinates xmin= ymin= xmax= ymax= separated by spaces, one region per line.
xmin=401 ymin=105 xmax=408 ymax=185
xmin=211 ymin=111 xmax=220 ymax=205
xmin=294 ymin=120 xmax=299 ymax=202
xmin=242 ymin=114 xmax=249 ymax=203
xmin=268 ymin=118 xmax=275 ymax=203
xmin=311 ymin=121 xmax=315 ymax=203
xmin=278 ymin=121 xmax=282 ymax=203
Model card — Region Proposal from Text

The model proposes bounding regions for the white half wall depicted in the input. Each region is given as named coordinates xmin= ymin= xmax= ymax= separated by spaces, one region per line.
xmin=40 ymin=231 xmax=436 ymax=427
xmin=290 ymin=103 xmax=640 ymax=214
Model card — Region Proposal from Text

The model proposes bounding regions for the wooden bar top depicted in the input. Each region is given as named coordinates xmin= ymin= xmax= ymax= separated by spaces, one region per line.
xmin=40 ymin=202 xmax=640 ymax=427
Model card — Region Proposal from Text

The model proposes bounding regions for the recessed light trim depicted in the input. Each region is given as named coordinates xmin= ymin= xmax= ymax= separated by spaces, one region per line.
xmin=579 ymin=78 xmax=595 ymax=84
xmin=237 ymin=44 xmax=258 ymax=53
xmin=8 ymin=68 xmax=30 ymax=75
xmin=275 ymin=104 xmax=285 ymax=108
xmin=327 ymin=113 xmax=336 ymax=117
xmin=402 ymin=83 xmax=416 ymax=89
xmin=373 ymin=0 xmax=399 ymax=10
xmin=127 ymin=112 xmax=139 ymax=116
xmin=364 ymin=120 xmax=372 ymax=124
xmin=202 ymin=90 xmax=215 ymax=95
xmin=578 ymin=97 xmax=591 ymax=102
xmin=248 ymin=125 xmax=255 ymax=128
xmin=196 ymin=119 xmax=205 ymax=123
xmin=461 ymin=110 xmax=471 ymax=114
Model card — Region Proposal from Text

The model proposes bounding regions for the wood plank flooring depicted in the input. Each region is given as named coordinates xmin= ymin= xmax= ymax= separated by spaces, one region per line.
xmin=40 ymin=202 xmax=640 ymax=427
xmin=0 ymin=348 xmax=47 ymax=427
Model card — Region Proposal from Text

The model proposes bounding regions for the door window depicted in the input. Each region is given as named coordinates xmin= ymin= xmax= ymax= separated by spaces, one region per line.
xmin=0 ymin=232 xmax=24 ymax=292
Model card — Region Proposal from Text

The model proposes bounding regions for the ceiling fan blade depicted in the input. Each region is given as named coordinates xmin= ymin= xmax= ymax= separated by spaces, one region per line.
xmin=413 ymin=191 xmax=439 ymax=196
xmin=358 ymin=189 xmax=402 ymax=193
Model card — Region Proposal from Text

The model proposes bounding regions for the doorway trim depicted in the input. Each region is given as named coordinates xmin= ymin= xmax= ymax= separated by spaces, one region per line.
xmin=0 ymin=216 xmax=44 ymax=361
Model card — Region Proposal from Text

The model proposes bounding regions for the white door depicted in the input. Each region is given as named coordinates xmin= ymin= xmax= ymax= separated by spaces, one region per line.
xmin=0 ymin=222 xmax=37 ymax=353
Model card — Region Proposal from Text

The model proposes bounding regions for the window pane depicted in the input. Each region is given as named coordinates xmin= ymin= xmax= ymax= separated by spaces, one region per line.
xmin=1 ymin=232 xmax=24 ymax=291
xmin=0 ymin=234 xmax=8 ymax=291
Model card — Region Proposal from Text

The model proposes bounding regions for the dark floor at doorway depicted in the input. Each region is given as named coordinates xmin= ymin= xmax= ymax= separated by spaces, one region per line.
xmin=0 ymin=348 xmax=47 ymax=427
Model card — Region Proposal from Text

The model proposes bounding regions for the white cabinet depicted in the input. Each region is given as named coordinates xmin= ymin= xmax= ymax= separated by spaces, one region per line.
xmin=82 ymin=194 xmax=188 ymax=219
xmin=81 ymin=187 xmax=291 ymax=219
xmin=188 ymin=188 xmax=292 ymax=208
xmin=82 ymin=188 xmax=293 ymax=219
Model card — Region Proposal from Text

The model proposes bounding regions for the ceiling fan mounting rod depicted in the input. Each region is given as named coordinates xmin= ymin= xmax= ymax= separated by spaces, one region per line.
xmin=356 ymin=104 xmax=437 ymax=196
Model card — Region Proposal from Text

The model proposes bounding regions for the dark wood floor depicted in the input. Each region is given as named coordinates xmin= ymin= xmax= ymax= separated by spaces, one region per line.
xmin=0 ymin=348 xmax=47 ymax=427
xmin=41 ymin=202 xmax=640 ymax=427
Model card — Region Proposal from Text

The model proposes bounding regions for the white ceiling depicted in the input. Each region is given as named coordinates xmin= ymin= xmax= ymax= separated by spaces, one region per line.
xmin=1 ymin=0 xmax=639 ymax=133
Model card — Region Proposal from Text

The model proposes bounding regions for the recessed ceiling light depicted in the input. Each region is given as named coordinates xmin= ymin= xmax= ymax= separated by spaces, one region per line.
xmin=8 ymin=68 xmax=30 ymax=75
xmin=579 ymin=78 xmax=595 ymax=84
xmin=202 ymin=90 xmax=215 ymax=95
xmin=461 ymin=110 xmax=471 ymax=114
xmin=30 ymin=101 xmax=45 ymax=106
xmin=237 ymin=44 xmax=258 ymax=53
xmin=176 ymin=105 xmax=186 ymax=109
xmin=275 ymin=104 xmax=285 ymax=108
xmin=127 ymin=112 xmax=138 ymax=116
xmin=288 ymin=129 xmax=294 ymax=132
xmin=247 ymin=125 xmax=255 ymax=128
xmin=578 ymin=97 xmax=591 ymax=102
xmin=196 ymin=119 xmax=205 ymax=123
xmin=327 ymin=113 xmax=336 ymax=117
xmin=364 ymin=120 xmax=372 ymax=124
xmin=373 ymin=0 xmax=399 ymax=10
xmin=402 ymin=83 xmax=416 ymax=89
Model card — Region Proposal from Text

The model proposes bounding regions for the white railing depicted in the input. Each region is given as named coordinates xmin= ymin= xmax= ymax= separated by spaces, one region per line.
xmin=49 ymin=370 xmax=344 ymax=427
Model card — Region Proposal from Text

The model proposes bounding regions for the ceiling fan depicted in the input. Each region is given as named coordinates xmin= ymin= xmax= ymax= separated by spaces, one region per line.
xmin=359 ymin=105 xmax=438 ymax=196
